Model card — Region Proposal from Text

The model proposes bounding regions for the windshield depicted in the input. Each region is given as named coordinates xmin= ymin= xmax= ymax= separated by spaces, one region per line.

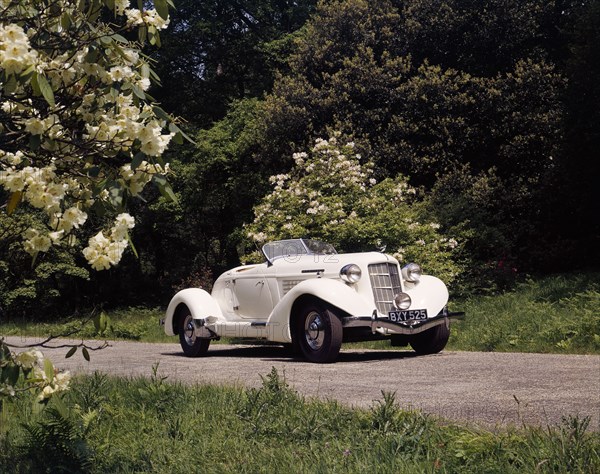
xmin=261 ymin=239 xmax=337 ymax=263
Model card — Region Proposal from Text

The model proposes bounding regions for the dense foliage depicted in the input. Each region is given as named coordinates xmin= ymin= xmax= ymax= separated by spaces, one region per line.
xmin=1 ymin=0 xmax=599 ymax=315
xmin=1 ymin=369 xmax=598 ymax=472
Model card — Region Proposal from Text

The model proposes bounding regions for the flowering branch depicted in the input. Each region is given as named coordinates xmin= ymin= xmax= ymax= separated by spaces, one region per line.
xmin=0 ymin=0 xmax=184 ymax=271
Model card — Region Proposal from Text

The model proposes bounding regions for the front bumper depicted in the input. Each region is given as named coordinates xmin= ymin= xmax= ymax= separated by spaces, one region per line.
xmin=342 ymin=307 xmax=465 ymax=335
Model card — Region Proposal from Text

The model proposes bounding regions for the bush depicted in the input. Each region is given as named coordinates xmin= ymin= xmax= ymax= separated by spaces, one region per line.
xmin=245 ymin=134 xmax=462 ymax=284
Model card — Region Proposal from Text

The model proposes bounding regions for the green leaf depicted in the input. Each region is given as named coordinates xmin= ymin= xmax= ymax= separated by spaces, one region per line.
xmin=148 ymin=30 xmax=157 ymax=46
xmin=141 ymin=63 xmax=150 ymax=78
xmin=18 ymin=64 xmax=36 ymax=83
xmin=43 ymin=358 xmax=54 ymax=382
xmin=65 ymin=346 xmax=77 ymax=359
xmin=7 ymin=191 xmax=21 ymax=215
xmin=94 ymin=311 xmax=109 ymax=333
xmin=162 ymin=183 xmax=178 ymax=204
xmin=86 ymin=166 xmax=101 ymax=178
xmin=168 ymin=122 xmax=195 ymax=144
xmin=2 ymin=364 xmax=20 ymax=386
xmin=126 ymin=230 xmax=139 ymax=259
xmin=0 ymin=342 xmax=10 ymax=361
xmin=32 ymin=398 xmax=45 ymax=414
xmin=138 ymin=25 xmax=147 ymax=44
xmin=4 ymin=74 xmax=17 ymax=94
xmin=152 ymin=106 xmax=171 ymax=122
xmin=154 ymin=0 xmax=169 ymax=21
xmin=52 ymin=394 xmax=69 ymax=418
xmin=112 ymin=33 xmax=128 ymax=44
xmin=132 ymin=84 xmax=146 ymax=100
xmin=152 ymin=174 xmax=178 ymax=203
xmin=172 ymin=132 xmax=183 ymax=145
xmin=35 ymin=73 xmax=55 ymax=108
xmin=82 ymin=347 xmax=90 ymax=362
xmin=131 ymin=152 xmax=145 ymax=170
xmin=60 ymin=12 xmax=72 ymax=30
xmin=29 ymin=134 xmax=41 ymax=151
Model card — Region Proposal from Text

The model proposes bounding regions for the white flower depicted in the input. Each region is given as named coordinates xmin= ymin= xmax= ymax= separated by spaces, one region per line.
xmin=111 ymin=213 xmax=135 ymax=240
xmin=0 ymin=24 xmax=38 ymax=74
xmin=88 ymin=253 xmax=113 ymax=271
xmin=115 ymin=212 xmax=135 ymax=229
xmin=109 ymin=65 xmax=134 ymax=82
xmin=37 ymin=384 xmax=56 ymax=401
xmin=49 ymin=230 xmax=64 ymax=243
xmin=23 ymin=230 xmax=52 ymax=255
xmin=138 ymin=77 xmax=151 ymax=91
xmin=16 ymin=349 xmax=44 ymax=370
xmin=24 ymin=117 xmax=46 ymax=135
xmin=53 ymin=371 xmax=71 ymax=392
xmin=125 ymin=9 xmax=144 ymax=27
xmin=114 ymin=0 xmax=129 ymax=15
xmin=62 ymin=207 xmax=88 ymax=231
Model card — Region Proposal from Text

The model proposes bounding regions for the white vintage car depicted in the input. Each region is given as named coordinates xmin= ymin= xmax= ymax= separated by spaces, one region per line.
xmin=162 ymin=239 xmax=464 ymax=363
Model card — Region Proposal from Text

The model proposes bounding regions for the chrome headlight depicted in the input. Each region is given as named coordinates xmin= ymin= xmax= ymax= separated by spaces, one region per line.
xmin=402 ymin=262 xmax=422 ymax=283
xmin=340 ymin=264 xmax=362 ymax=283
xmin=394 ymin=292 xmax=412 ymax=310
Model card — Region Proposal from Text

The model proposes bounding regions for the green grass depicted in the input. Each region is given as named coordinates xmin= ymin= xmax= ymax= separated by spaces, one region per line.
xmin=0 ymin=306 xmax=172 ymax=343
xmin=1 ymin=273 xmax=599 ymax=354
xmin=447 ymin=273 xmax=600 ymax=354
xmin=1 ymin=368 xmax=598 ymax=473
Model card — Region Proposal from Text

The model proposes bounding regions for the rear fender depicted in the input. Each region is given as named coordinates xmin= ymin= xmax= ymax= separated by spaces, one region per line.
xmin=266 ymin=278 xmax=374 ymax=343
xmin=164 ymin=288 xmax=223 ymax=336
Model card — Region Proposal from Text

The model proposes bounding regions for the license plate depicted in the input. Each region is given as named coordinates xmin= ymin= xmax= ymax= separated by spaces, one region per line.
xmin=388 ymin=309 xmax=428 ymax=322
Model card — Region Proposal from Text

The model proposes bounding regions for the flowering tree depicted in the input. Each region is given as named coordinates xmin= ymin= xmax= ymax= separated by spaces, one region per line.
xmin=245 ymin=134 xmax=461 ymax=282
xmin=0 ymin=0 xmax=183 ymax=271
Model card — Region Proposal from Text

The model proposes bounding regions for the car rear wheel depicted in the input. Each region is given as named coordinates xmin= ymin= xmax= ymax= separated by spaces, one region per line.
xmin=295 ymin=301 xmax=342 ymax=363
xmin=409 ymin=321 xmax=450 ymax=355
xmin=178 ymin=307 xmax=210 ymax=357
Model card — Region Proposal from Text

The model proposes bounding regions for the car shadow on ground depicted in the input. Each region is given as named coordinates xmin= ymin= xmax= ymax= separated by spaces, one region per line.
xmin=161 ymin=344 xmax=421 ymax=363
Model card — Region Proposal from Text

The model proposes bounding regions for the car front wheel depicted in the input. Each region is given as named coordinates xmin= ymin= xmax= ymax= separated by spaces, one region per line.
xmin=409 ymin=321 xmax=450 ymax=355
xmin=295 ymin=302 xmax=343 ymax=363
xmin=178 ymin=307 xmax=210 ymax=357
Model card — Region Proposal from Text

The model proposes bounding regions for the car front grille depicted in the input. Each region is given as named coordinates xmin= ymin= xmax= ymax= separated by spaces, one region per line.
xmin=368 ymin=263 xmax=402 ymax=314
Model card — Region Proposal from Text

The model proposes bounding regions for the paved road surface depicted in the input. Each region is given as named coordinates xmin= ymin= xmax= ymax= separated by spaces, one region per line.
xmin=5 ymin=337 xmax=599 ymax=430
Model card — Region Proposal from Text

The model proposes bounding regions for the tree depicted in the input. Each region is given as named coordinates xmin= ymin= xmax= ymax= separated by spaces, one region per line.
xmin=253 ymin=0 xmax=567 ymax=278
xmin=150 ymin=0 xmax=317 ymax=127
xmin=0 ymin=0 xmax=183 ymax=273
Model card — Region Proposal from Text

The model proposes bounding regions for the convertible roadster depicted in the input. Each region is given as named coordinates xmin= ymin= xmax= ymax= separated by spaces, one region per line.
xmin=162 ymin=239 xmax=464 ymax=363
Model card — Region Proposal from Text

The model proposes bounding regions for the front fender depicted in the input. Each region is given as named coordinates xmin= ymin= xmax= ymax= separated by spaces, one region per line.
xmin=404 ymin=275 xmax=449 ymax=317
xmin=164 ymin=288 xmax=223 ymax=336
xmin=266 ymin=278 xmax=374 ymax=342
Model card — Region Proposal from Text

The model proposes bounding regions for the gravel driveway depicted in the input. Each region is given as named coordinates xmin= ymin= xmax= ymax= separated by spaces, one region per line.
xmin=5 ymin=336 xmax=599 ymax=431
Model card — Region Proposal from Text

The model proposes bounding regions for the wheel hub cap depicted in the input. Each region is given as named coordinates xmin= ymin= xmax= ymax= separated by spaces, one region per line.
xmin=184 ymin=316 xmax=196 ymax=345
xmin=305 ymin=311 xmax=325 ymax=350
